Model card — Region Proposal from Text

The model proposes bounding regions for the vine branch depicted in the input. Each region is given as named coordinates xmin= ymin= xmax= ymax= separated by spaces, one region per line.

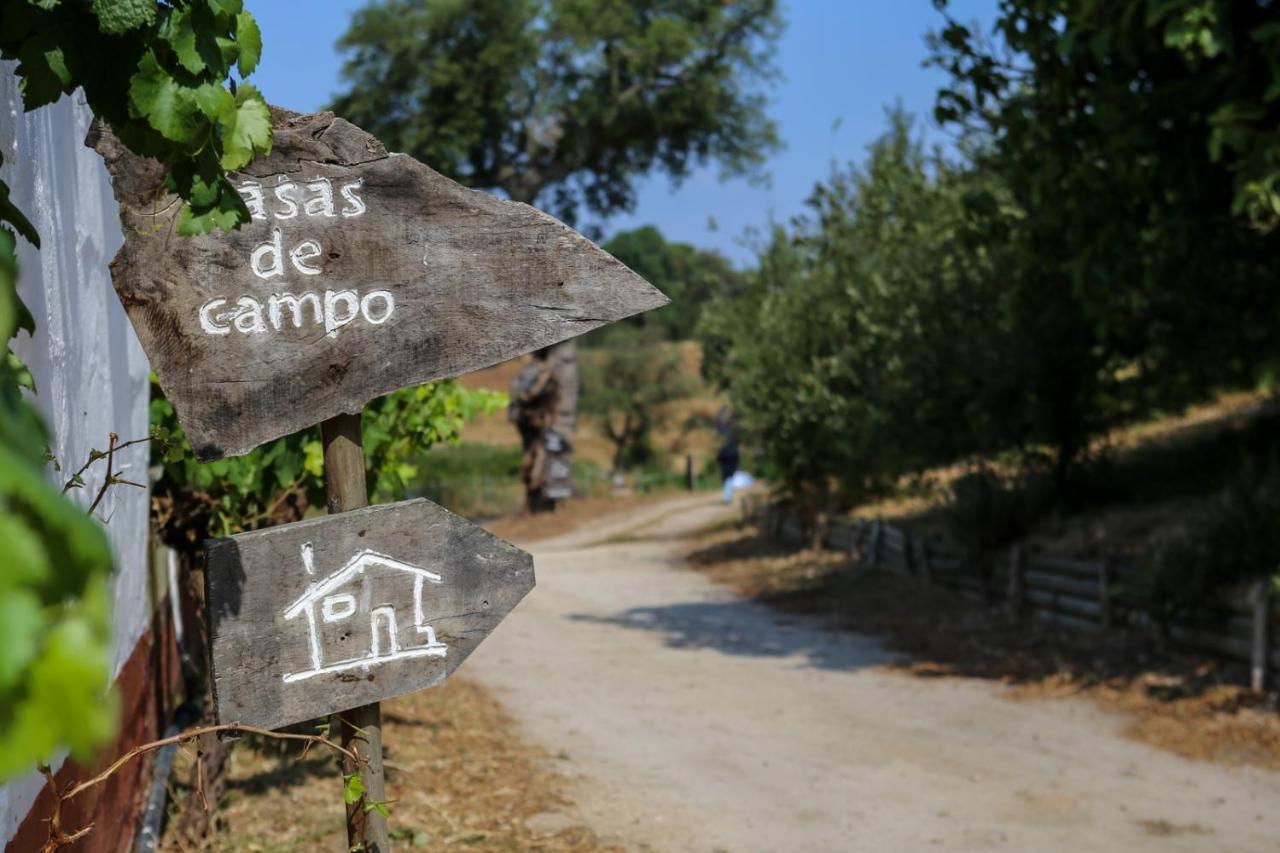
xmin=39 ymin=722 xmax=362 ymax=853
xmin=60 ymin=432 xmax=154 ymax=512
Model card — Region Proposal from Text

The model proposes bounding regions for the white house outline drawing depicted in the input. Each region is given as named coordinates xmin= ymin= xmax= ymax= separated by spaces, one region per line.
xmin=281 ymin=547 xmax=447 ymax=684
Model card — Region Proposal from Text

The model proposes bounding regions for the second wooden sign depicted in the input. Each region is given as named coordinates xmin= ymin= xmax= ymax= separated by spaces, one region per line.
xmin=205 ymin=498 xmax=534 ymax=732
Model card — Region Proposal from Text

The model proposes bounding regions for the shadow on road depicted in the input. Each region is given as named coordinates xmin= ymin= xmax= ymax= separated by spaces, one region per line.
xmin=568 ymin=599 xmax=897 ymax=672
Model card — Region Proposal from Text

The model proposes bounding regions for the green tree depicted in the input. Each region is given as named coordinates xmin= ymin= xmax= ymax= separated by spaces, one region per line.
xmin=930 ymin=0 xmax=1280 ymax=492
xmin=580 ymin=327 xmax=693 ymax=474
xmin=330 ymin=0 xmax=782 ymax=223
xmin=594 ymin=226 xmax=742 ymax=344
xmin=700 ymin=112 xmax=998 ymax=523
xmin=331 ymin=0 xmax=784 ymax=509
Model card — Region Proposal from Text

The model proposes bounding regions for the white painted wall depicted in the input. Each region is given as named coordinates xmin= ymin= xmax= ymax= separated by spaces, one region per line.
xmin=0 ymin=66 xmax=154 ymax=846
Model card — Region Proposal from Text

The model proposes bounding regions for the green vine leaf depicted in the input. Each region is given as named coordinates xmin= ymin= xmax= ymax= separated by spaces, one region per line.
xmin=130 ymin=51 xmax=204 ymax=144
xmin=91 ymin=0 xmax=156 ymax=35
xmin=343 ymin=772 xmax=367 ymax=805
xmin=235 ymin=10 xmax=261 ymax=76
xmin=176 ymin=184 xmax=245 ymax=235
xmin=0 ymin=186 xmax=40 ymax=248
xmin=14 ymin=34 xmax=72 ymax=109
xmin=208 ymin=0 xmax=245 ymax=18
xmin=159 ymin=7 xmax=208 ymax=75
xmin=218 ymin=82 xmax=271 ymax=170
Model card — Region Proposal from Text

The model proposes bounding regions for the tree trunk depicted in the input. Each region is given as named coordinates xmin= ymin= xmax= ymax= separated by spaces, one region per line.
xmin=526 ymin=339 xmax=577 ymax=512
xmin=502 ymin=184 xmax=577 ymax=513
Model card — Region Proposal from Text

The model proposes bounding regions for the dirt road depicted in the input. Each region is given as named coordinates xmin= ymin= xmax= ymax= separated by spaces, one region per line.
xmin=468 ymin=495 xmax=1279 ymax=852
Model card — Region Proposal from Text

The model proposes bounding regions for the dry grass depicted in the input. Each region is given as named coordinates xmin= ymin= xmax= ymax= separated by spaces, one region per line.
xmin=170 ymin=679 xmax=617 ymax=852
xmin=685 ymin=523 xmax=1280 ymax=772
xmin=843 ymin=389 xmax=1277 ymax=528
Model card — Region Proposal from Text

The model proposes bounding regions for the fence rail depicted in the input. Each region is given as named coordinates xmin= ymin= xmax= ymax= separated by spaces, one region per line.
xmin=744 ymin=500 xmax=1278 ymax=690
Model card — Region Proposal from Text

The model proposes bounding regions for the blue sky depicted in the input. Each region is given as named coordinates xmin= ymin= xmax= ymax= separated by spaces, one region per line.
xmin=251 ymin=1 xmax=998 ymax=266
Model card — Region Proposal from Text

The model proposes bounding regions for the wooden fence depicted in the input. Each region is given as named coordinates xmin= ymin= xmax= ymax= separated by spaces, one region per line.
xmin=748 ymin=502 xmax=1278 ymax=691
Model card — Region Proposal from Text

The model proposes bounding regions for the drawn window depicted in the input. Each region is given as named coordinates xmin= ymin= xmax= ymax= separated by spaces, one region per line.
xmin=322 ymin=593 xmax=357 ymax=622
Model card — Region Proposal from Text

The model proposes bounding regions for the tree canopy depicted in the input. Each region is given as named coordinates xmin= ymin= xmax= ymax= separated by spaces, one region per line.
xmin=330 ymin=0 xmax=783 ymax=223
xmin=703 ymin=1 xmax=1280 ymax=537
xmin=594 ymin=225 xmax=741 ymax=343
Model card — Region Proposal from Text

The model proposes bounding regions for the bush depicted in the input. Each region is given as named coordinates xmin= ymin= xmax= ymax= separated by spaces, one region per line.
xmin=947 ymin=468 xmax=1053 ymax=556
xmin=1138 ymin=459 xmax=1280 ymax=623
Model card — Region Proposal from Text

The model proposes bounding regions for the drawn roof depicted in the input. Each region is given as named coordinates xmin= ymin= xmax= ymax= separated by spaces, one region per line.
xmin=284 ymin=549 xmax=441 ymax=619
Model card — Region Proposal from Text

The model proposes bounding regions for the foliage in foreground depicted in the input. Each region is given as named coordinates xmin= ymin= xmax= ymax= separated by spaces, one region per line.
xmin=0 ymin=0 xmax=270 ymax=780
xmin=0 ymin=232 xmax=117 ymax=781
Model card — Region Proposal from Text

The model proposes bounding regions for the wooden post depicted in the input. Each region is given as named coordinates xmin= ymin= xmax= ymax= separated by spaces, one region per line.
xmin=1098 ymin=558 xmax=1113 ymax=630
xmin=1251 ymin=578 xmax=1271 ymax=693
xmin=321 ymin=413 xmax=390 ymax=853
xmin=869 ymin=520 xmax=882 ymax=571
xmin=685 ymin=454 xmax=696 ymax=491
xmin=1006 ymin=544 xmax=1025 ymax=620
xmin=916 ymin=536 xmax=931 ymax=588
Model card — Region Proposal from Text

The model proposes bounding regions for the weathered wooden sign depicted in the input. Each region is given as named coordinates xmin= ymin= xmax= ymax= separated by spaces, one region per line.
xmin=205 ymin=498 xmax=533 ymax=732
xmin=90 ymin=109 xmax=666 ymax=461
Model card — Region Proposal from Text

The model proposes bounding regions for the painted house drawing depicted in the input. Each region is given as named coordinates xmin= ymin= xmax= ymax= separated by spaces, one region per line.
xmin=281 ymin=544 xmax=448 ymax=684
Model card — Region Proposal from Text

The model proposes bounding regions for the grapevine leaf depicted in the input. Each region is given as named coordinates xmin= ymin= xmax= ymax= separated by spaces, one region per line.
xmin=192 ymin=81 xmax=234 ymax=121
xmin=0 ymin=515 xmax=50 ymax=589
xmin=0 ymin=228 xmax=36 ymax=339
xmin=165 ymin=155 xmax=224 ymax=209
xmin=0 ymin=167 xmax=40 ymax=247
xmin=217 ymin=83 xmax=272 ymax=170
xmin=177 ymin=184 xmax=248 ymax=235
xmin=90 ymin=0 xmax=156 ymax=35
xmin=235 ymin=11 xmax=262 ymax=76
xmin=344 ymin=773 xmax=367 ymax=805
xmin=214 ymin=34 xmax=240 ymax=71
xmin=0 ymin=590 xmax=44 ymax=684
xmin=129 ymin=51 xmax=204 ymax=145
xmin=207 ymin=0 xmax=245 ymax=17
xmin=0 ymin=608 xmax=118 ymax=776
xmin=14 ymin=35 xmax=72 ymax=109
xmin=158 ymin=7 xmax=206 ymax=75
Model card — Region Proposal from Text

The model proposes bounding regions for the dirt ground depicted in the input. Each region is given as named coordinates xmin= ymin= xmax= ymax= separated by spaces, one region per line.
xmin=173 ymin=494 xmax=1280 ymax=851
xmin=169 ymin=679 xmax=616 ymax=852
xmin=464 ymin=493 xmax=1280 ymax=852
xmin=686 ymin=522 xmax=1280 ymax=772
xmin=486 ymin=492 xmax=667 ymax=544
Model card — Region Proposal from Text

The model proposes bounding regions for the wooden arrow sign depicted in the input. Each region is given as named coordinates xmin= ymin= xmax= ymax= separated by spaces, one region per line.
xmin=204 ymin=498 xmax=533 ymax=731
xmin=89 ymin=110 xmax=667 ymax=460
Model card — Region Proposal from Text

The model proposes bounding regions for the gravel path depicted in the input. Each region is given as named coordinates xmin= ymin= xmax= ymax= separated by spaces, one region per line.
xmin=467 ymin=494 xmax=1279 ymax=852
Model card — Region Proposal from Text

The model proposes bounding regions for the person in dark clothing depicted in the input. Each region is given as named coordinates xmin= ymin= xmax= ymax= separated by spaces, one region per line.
xmin=714 ymin=405 xmax=743 ymax=503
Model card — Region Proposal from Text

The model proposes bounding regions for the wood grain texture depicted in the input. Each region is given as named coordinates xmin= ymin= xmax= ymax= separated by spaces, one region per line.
xmin=89 ymin=109 xmax=668 ymax=460
xmin=318 ymin=412 xmax=389 ymax=852
xmin=204 ymin=498 xmax=534 ymax=731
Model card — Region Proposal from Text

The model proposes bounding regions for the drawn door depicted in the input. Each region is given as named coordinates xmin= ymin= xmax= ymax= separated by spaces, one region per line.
xmin=370 ymin=605 xmax=400 ymax=659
